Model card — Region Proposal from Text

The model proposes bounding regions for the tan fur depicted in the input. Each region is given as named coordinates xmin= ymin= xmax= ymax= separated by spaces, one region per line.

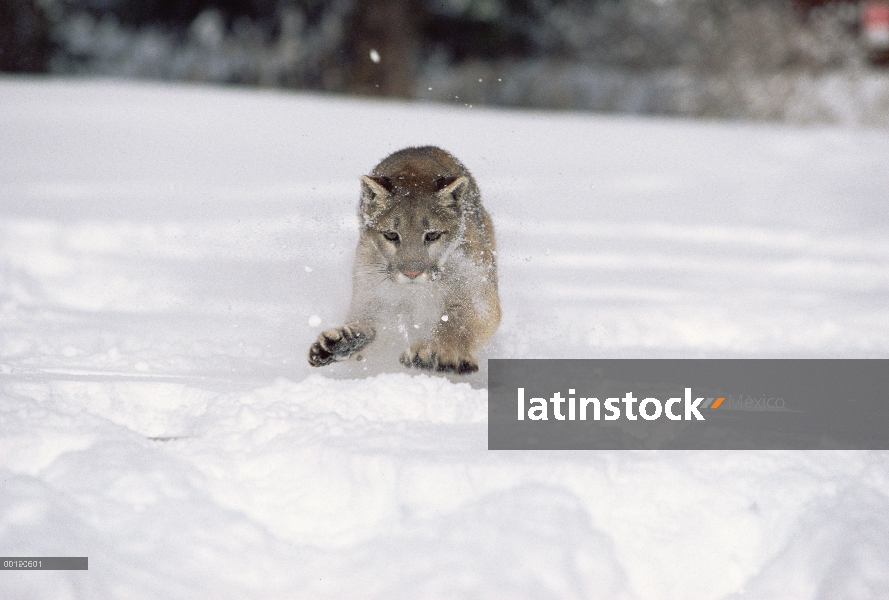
xmin=308 ymin=146 xmax=500 ymax=374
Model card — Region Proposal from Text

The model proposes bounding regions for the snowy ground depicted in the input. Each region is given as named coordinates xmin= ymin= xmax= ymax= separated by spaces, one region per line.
xmin=2 ymin=77 xmax=889 ymax=599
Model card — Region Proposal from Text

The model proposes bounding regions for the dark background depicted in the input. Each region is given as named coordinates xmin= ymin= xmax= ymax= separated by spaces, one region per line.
xmin=2 ymin=0 xmax=888 ymax=122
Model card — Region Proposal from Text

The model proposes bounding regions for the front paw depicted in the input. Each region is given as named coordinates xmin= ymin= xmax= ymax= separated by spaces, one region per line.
xmin=308 ymin=324 xmax=375 ymax=367
xmin=400 ymin=340 xmax=479 ymax=374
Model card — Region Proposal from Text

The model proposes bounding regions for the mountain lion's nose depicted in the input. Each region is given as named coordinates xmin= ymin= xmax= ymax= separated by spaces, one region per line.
xmin=402 ymin=269 xmax=422 ymax=279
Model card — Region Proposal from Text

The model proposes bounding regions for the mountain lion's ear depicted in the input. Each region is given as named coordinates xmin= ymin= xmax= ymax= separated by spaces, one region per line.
xmin=435 ymin=176 xmax=469 ymax=212
xmin=360 ymin=175 xmax=392 ymax=220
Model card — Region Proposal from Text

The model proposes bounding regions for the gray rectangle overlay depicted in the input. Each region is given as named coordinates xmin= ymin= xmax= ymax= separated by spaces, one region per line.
xmin=1 ymin=557 xmax=88 ymax=570
xmin=488 ymin=359 xmax=889 ymax=450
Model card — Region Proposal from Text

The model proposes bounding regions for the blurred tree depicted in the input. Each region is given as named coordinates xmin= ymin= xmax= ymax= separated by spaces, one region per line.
xmin=0 ymin=0 xmax=52 ymax=72
xmin=340 ymin=0 xmax=423 ymax=97
xmin=57 ymin=0 xmax=280 ymax=28
xmin=424 ymin=0 xmax=543 ymax=62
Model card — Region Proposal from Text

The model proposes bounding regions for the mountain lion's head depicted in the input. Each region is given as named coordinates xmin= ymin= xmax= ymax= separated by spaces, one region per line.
xmin=359 ymin=172 xmax=471 ymax=284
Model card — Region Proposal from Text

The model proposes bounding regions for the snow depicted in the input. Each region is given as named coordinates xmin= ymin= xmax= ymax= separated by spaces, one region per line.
xmin=2 ymin=77 xmax=889 ymax=599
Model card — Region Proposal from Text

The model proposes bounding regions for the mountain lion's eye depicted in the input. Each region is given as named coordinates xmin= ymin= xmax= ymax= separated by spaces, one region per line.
xmin=382 ymin=231 xmax=400 ymax=242
xmin=424 ymin=231 xmax=443 ymax=243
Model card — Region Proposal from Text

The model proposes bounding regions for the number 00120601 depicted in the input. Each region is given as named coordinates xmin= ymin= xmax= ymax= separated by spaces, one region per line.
xmin=5 ymin=560 xmax=41 ymax=568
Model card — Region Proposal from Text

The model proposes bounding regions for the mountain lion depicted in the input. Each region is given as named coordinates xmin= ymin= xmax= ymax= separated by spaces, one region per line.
xmin=308 ymin=146 xmax=500 ymax=374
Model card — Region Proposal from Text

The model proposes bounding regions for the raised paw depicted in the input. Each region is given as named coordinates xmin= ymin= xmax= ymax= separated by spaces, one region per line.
xmin=400 ymin=340 xmax=479 ymax=375
xmin=308 ymin=324 xmax=375 ymax=367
